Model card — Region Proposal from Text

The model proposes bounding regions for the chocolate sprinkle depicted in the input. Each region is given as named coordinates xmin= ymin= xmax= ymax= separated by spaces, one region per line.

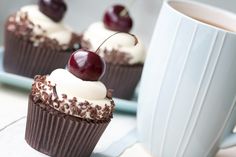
xmin=107 ymin=89 xmax=113 ymax=99
xmin=31 ymin=75 xmax=115 ymax=121
xmin=6 ymin=12 xmax=81 ymax=51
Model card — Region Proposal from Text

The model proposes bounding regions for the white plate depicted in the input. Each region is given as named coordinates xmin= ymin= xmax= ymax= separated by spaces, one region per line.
xmin=0 ymin=47 xmax=137 ymax=113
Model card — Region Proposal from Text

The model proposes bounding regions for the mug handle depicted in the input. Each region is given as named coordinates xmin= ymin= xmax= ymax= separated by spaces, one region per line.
xmin=220 ymin=102 xmax=236 ymax=148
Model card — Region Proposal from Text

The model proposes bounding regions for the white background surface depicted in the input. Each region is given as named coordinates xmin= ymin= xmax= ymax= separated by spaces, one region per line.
xmin=1 ymin=0 xmax=236 ymax=156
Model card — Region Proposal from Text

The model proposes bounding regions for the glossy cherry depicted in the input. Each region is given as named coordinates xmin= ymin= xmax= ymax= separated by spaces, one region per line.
xmin=68 ymin=49 xmax=106 ymax=81
xmin=39 ymin=0 xmax=67 ymax=22
xmin=103 ymin=4 xmax=133 ymax=32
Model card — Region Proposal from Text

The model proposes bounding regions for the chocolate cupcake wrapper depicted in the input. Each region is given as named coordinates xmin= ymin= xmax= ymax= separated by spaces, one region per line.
xmin=25 ymin=97 xmax=110 ymax=157
xmin=3 ymin=30 xmax=71 ymax=78
xmin=100 ymin=63 xmax=143 ymax=100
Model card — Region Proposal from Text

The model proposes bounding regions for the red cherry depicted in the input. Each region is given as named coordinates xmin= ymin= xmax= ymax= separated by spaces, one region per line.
xmin=39 ymin=0 xmax=67 ymax=22
xmin=68 ymin=49 xmax=105 ymax=81
xmin=103 ymin=4 xmax=133 ymax=32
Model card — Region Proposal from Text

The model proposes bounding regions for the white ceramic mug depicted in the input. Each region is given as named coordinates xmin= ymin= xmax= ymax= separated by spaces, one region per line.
xmin=138 ymin=1 xmax=236 ymax=157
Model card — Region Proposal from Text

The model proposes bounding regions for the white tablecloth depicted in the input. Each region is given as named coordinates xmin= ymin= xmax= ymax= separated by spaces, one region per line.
xmin=0 ymin=84 xmax=236 ymax=157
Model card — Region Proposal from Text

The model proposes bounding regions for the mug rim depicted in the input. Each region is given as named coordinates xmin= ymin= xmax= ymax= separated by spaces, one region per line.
xmin=165 ymin=0 xmax=236 ymax=35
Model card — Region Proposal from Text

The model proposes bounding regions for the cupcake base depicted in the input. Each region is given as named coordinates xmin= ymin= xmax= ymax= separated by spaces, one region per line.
xmin=4 ymin=29 xmax=71 ymax=78
xmin=100 ymin=63 xmax=143 ymax=100
xmin=25 ymin=96 xmax=110 ymax=157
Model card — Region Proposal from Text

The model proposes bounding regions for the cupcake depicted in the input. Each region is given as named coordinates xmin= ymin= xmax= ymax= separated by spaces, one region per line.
xmin=81 ymin=4 xmax=146 ymax=100
xmin=4 ymin=0 xmax=81 ymax=78
xmin=25 ymin=49 xmax=115 ymax=157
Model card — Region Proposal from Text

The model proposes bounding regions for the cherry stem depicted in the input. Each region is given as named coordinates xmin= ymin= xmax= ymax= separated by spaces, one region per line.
xmin=95 ymin=32 xmax=138 ymax=53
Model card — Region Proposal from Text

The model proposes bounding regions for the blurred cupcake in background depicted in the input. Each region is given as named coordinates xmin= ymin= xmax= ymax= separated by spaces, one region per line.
xmin=81 ymin=4 xmax=146 ymax=100
xmin=3 ymin=0 xmax=81 ymax=78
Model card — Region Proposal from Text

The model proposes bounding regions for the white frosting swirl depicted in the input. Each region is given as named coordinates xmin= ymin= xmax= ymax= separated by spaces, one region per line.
xmin=83 ymin=22 xmax=146 ymax=64
xmin=18 ymin=5 xmax=72 ymax=45
xmin=47 ymin=69 xmax=112 ymax=106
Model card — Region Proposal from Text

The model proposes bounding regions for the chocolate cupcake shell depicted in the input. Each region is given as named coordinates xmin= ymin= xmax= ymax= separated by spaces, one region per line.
xmin=100 ymin=62 xmax=143 ymax=99
xmin=3 ymin=29 xmax=71 ymax=78
xmin=25 ymin=96 xmax=110 ymax=157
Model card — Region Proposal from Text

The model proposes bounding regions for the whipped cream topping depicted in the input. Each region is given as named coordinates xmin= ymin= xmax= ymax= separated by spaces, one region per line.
xmin=82 ymin=22 xmax=146 ymax=64
xmin=48 ymin=69 xmax=108 ymax=101
xmin=32 ymin=69 xmax=114 ymax=120
xmin=17 ymin=5 xmax=72 ymax=45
